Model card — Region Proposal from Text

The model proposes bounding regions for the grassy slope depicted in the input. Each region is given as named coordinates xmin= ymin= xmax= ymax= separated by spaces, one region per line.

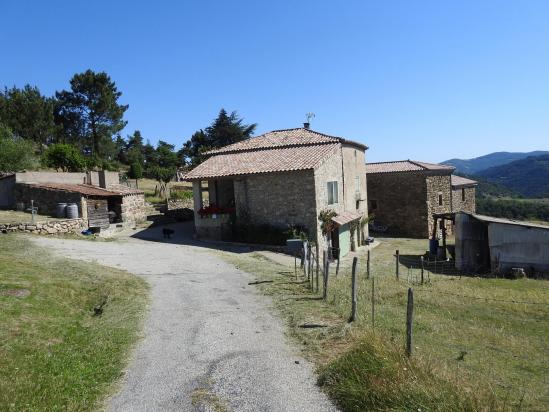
xmin=221 ymin=238 xmax=548 ymax=411
xmin=0 ymin=235 xmax=149 ymax=411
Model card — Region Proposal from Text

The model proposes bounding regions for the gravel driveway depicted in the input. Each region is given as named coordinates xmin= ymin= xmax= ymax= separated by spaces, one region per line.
xmin=32 ymin=224 xmax=336 ymax=412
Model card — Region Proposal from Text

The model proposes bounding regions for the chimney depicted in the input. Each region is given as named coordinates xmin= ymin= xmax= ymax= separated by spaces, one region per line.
xmin=303 ymin=122 xmax=310 ymax=129
xmin=98 ymin=170 xmax=107 ymax=188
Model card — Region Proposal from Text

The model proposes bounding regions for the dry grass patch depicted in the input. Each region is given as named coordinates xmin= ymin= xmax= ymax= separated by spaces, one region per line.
xmin=220 ymin=237 xmax=548 ymax=411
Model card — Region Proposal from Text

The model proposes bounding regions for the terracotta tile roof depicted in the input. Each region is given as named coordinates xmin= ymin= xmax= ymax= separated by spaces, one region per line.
xmin=451 ymin=175 xmax=478 ymax=188
xmin=366 ymin=160 xmax=455 ymax=174
xmin=206 ymin=127 xmax=367 ymax=154
xmin=106 ymin=184 xmax=145 ymax=195
xmin=20 ymin=182 xmax=144 ymax=197
xmin=184 ymin=143 xmax=339 ymax=180
xmin=331 ymin=211 xmax=363 ymax=226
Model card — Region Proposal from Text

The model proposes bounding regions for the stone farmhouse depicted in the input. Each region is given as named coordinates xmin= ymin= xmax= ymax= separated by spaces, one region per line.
xmin=451 ymin=175 xmax=477 ymax=214
xmin=0 ymin=170 xmax=146 ymax=230
xmin=365 ymin=160 xmax=477 ymax=238
xmin=184 ymin=125 xmax=369 ymax=257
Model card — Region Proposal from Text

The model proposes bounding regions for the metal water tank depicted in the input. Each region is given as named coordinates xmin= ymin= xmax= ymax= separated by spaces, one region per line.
xmin=66 ymin=203 xmax=79 ymax=219
xmin=56 ymin=203 xmax=67 ymax=218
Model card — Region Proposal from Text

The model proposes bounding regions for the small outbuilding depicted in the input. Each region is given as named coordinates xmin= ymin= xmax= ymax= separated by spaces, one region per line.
xmin=1 ymin=170 xmax=147 ymax=229
xmin=455 ymin=212 xmax=549 ymax=275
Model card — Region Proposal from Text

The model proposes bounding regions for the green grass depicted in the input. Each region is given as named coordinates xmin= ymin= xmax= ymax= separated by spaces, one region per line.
xmin=0 ymin=210 xmax=64 ymax=225
xmin=220 ymin=238 xmax=549 ymax=411
xmin=0 ymin=235 xmax=149 ymax=411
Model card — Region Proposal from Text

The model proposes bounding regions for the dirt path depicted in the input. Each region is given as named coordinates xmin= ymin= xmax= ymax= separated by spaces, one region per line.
xmin=32 ymin=227 xmax=336 ymax=412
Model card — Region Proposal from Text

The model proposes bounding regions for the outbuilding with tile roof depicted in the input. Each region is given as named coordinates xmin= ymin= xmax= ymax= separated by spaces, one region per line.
xmin=366 ymin=159 xmax=476 ymax=238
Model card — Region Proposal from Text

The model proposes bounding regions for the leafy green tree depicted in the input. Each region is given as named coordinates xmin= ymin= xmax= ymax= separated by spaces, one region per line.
xmin=143 ymin=141 xmax=158 ymax=169
xmin=0 ymin=124 xmax=37 ymax=171
xmin=42 ymin=143 xmax=86 ymax=172
xmin=0 ymin=85 xmax=56 ymax=147
xmin=182 ymin=109 xmax=256 ymax=166
xmin=54 ymin=70 xmax=128 ymax=159
xmin=150 ymin=166 xmax=175 ymax=198
xmin=156 ymin=140 xmax=180 ymax=169
xmin=126 ymin=130 xmax=144 ymax=166
xmin=128 ymin=162 xmax=143 ymax=179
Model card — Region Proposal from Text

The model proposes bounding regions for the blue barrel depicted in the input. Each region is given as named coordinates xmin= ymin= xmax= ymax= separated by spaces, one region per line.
xmin=429 ymin=238 xmax=439 ymax=255
xmin=56 ymin=203 xmax=67 ymax=218
xmin=66 ymin=203 xmax=79 ymax=219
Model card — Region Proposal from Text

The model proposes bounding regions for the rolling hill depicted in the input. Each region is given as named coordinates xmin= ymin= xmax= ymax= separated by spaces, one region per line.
xmin=476 ymin=154 xmax=549 ymax=198
xmin=442 ymin=151 xmax=549 ymax=174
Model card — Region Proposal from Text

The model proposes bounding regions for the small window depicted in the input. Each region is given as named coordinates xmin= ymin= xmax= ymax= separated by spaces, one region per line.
xmin=355 ymin=176 xmax=360 ymax=192
xmin=461 ymin=188 xmax=465 ymax=201
xmin=327 ymin=181 xmax=338 ymax=204
xmin=438 ymin=194 xmax=443 ymax=206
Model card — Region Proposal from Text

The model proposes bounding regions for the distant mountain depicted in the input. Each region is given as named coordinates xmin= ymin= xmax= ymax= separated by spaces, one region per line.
xmin=442 ymin=151 xmax=549 ymax=174
xmin=476 ymin=154 xmax=549 ymax=198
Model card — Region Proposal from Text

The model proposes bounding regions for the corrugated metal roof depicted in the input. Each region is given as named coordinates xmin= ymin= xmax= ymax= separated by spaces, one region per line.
xmin=184 ymin=143 xmax=339 ymax=180
xmin=451 ymin=175 xmax=478 ymax=188
xmin=465 ymin=213 xmax=549 ymax=230
xmin=366 ymin=160 xmax=455 ymax=174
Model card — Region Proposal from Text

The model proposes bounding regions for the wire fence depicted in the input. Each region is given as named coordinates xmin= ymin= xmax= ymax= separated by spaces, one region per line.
xmin=291 ymin=241 xmax=549 ymax=410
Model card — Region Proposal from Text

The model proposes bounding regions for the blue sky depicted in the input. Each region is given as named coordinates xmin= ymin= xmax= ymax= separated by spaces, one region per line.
xmin=1 ymin=1 xmax=548 ymax=162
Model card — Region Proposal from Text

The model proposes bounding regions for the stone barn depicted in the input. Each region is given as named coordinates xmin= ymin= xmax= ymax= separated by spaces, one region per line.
xmin=0 ymin=170 xmax=147 ymax=229
xmin=184 ymin=125 xmax=369 ymax=257
xmin=366 ymin=160 xmax=455 ymax=238
xmin=451 ymin=175 xmax=477 ymax=214
xmin=14 ymin=182 xmax=146 ymax=229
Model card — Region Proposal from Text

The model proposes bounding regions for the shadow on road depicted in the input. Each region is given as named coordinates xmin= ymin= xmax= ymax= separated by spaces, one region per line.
xmin=130 ymin=221 xmax=268 ymax=255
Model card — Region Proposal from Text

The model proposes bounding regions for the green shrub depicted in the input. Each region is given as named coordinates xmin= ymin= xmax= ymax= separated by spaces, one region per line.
xmin=128 ymin=162 xmax=143 ymax=179
xmin=42 ymin=143 xmax=85 ymax=172
xmin=170 ymin=190 xmax=193 ymax=201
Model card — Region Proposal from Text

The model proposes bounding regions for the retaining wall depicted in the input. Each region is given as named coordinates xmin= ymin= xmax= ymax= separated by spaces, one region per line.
xmin=0 ymin=218 xmax=87 ymax=235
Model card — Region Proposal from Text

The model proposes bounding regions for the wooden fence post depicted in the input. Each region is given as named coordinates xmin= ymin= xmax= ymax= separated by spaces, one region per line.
xmin=315 ymin=243 xmax=320 ymax=293
xmin=371 ymin=277 xmax=375 ymax=329
xmin=336 ymin=249 xmax=340 ymax=276
xmin=294 ymin=253 xmax=298 ymax=280
xmin=323 ymin=252 xmax=330 ymax=301
xmin=420 ymin=256 xmax=424 ymax=285
xmin=308 ymin=244 xmax=313 ymax=287
xmin=367 ymin=249 xmax=371 ymax=279
xmin=395 ymin=250 xmax=400 ymax=280
xmin=350 ymin=257 xmax=358 ymax=322
xmin=406 ymin=287 xmax=414 ymax=357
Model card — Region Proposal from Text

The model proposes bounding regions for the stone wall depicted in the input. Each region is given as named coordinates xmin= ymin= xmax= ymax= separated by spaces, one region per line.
xmin=14 ymin=183 xmax=85 ymax=217
xmin=313 ymin=146 xmax=344 ymax=243
xmin=232 ymin=170 xmax=318 ymax=239
xmin=120 ymin=194 xmax=147 ymax=225
xmin=167 ymin=198 xmax=194 ymax=210
xmin=452 ymin=186 xmax=476 ymax=214
xmin=425 ymin=173 xmax=453 ymax=236
xmin=341 ymin=143 xmax=369 ymax=240
xmin=366 ymin=172 xmax=429 ymax=237
xmin=0 ymin=218 xmax=87 ymax=235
